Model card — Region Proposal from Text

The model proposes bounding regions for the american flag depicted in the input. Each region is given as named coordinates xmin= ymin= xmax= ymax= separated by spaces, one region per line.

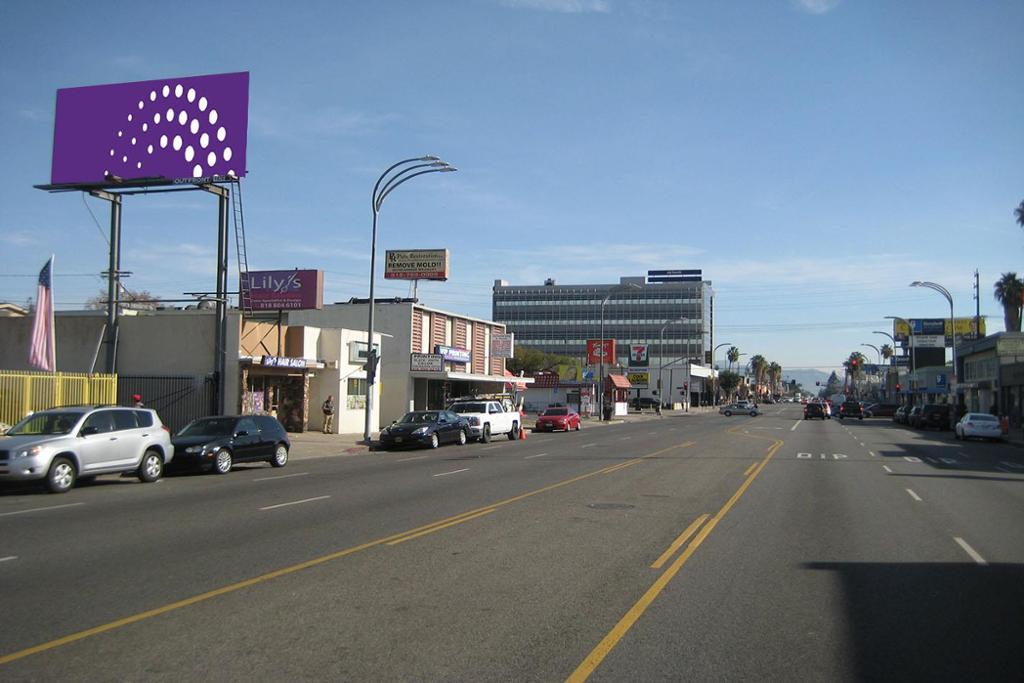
xmin=28 ymin=256 xmax=56 ymax=372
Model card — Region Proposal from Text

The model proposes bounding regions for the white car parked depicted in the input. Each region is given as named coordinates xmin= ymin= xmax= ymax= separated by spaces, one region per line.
xmin=954 ymin=413 xmax=1002 ymax=441
xmin=447 ymin=399 xmax=521 ymax=442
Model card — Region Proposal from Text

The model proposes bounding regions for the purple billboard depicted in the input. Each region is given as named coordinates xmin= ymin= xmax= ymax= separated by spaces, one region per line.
xmin=51 ymin=72 xmax=249 ymax=185
xmin=248 ymin=270 xmax=323 ymax=311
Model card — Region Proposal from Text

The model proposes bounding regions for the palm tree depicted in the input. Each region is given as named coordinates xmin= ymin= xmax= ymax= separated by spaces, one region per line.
xmin=993 ymin=272 xmax=1024 ymax=332
xmin=844 ymin=351 xmax=868 ymax=395
xmin=768 ymin=362 xmax=782 ymax=396
xmin=749 ymin=355 xmax=767 ymax=397
xmin=1015 ymin=200 xmax=1024 ymax=229
xmin=727 ymin=346 xmax=739 ymax=372
xmin=880 ymin=344 xmax=894 ymax=363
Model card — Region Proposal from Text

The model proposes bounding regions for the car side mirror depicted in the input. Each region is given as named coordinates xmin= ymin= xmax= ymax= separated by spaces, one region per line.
xmin=80 ymin=426 xmax=99 ymax=437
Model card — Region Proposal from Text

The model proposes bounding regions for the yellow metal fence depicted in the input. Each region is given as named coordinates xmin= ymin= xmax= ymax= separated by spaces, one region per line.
xmin=0 ymin=371 xmax=117 ymax=427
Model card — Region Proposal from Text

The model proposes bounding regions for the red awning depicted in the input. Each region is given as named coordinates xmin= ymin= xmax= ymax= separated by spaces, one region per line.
xmin=532 ymin=372 xmax=560 ymax=388
xmin=607 ymin=374 xmax=631 ymax=389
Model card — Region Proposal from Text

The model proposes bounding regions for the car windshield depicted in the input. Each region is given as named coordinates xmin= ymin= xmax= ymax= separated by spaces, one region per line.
xmin=542 ymin=408 xmax=569 ymax=416
xmin=6 ymin=411 xmax=85 ymax=436
xmin=399 ymin=412 xmax=438 ymax=424
xmin=967 ymin=414 xmax=997 ymax=422
xmin=178 ymin=418 xmax=238 ymax=437
xmin=450 ymin=403 xmax=487 ymax=413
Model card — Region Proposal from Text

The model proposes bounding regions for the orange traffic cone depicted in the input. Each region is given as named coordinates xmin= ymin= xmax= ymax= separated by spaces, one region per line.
xmin=519 ymin=425 xmax=527 ymax=440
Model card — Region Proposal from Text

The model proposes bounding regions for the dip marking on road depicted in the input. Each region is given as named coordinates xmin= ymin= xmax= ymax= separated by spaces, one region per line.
xmin=259 ymin=496 xmax=330 ymax=511
xmin=0 ymin=556 xmax=16 ymax=564
xmin=252 ymin=472 xmax=309 ymax=482
xmin=433 ymin=468 xmax=469 ymax=478
xmin=883 ymin=465 xmax=893 ymax=473
xmin=954 ymin=537 xmax=987 ymax=566
xmin=0 ymin=503 xmax=84 ymax=518
xmin=525 ymin=452 xmax=548 ymax=459
xmin=906 ymin=489 xmax=922 ymax=502
xmin=396 ymin=455 xmax=429 ymax=462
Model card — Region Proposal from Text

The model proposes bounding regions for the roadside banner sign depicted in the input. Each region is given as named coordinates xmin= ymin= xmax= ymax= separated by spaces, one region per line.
xmin=490 ymin=333 xmax=514 ymax=359
xmin=587 ymin=339 xmax=616 ymax=365
xmin=626 ymin=371 xmax=650 ymax=388
xmin=411 ymin=353 xmax=444 ymax=372
xmin=629 ymin=343 xmax=649 ymax=367
xmin=384 ymin=249 xmax=449 ymax=281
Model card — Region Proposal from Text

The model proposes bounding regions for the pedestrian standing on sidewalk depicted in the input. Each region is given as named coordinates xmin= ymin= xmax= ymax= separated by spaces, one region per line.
xmin=322 ymin=395 xmax=335 ymax=434
xmin=132 ymin=394 xmax=144 ymax=408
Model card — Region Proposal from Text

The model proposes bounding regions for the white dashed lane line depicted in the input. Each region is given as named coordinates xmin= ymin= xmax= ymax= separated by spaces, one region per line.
xmin=524 ymin=453 xmax=548 ymax=459
xmin=396 ymin=455 xmax=429 ymax=462
xmin=580 ymin=443 xmax=597 ymax=449
xmin=433 ymin=468 xmax=469 ymax=478
xmin=954 ymin=537 xmax=988 ymax=565
xmin=906 ymin=489 xmax=923 ymax=502
xmin=0 ymin=556 xmax=17 ymax=564
xmin=252 ymin=472 xmax=309 ymax=482
xmin=481 ymin=445 xmax=502 ymax=451
xmin=259 ymin=495 xmax=331 ymax=511
xmin=0 ymin=503 xmax=85 ymax=518
xmin=882 ymin=465 xmax=893 ymax=473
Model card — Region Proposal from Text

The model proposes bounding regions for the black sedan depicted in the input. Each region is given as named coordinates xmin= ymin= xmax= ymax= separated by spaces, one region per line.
xmin=378 ymin=410 xmax=471 ymax=450
xmin=171 ymin=415 xmax=290 ymax=474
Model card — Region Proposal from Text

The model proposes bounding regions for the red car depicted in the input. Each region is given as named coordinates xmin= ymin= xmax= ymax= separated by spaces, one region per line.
xmin=534 ymin=406 xmax=581 ymax=432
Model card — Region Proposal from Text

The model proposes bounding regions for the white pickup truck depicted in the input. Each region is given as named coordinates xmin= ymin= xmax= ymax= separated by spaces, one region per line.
xmin=447 ymin=399 xmax=521 ymax=442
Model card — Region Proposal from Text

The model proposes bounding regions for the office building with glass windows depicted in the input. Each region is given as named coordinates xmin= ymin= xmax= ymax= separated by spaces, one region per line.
xmin=492 ymin=274 xmax=714 ymax=375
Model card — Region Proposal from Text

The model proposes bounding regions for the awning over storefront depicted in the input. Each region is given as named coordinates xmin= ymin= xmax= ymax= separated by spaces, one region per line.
xmin=607 ymin=374 xmax=632 ymax=389
xmin=409 ymin=370 xmax=534 ymax=385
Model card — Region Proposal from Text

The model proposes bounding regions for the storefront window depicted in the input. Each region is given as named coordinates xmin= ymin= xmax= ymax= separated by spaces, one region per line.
xmin=347 ymin=377 xmax=367 ymax=410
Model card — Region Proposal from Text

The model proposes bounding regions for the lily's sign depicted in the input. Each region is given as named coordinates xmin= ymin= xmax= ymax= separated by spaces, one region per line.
xmin=248 ymin=270 xmax=323 ymax=311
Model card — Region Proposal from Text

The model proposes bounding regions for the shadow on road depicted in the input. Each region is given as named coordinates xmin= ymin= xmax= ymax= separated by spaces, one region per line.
xmin=805 ymin=560 xmax=1024 ymax=680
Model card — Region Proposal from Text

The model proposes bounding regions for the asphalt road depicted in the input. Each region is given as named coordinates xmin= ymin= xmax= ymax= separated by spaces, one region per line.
xmin=1 ymin=406 xmax=1021 ymax=681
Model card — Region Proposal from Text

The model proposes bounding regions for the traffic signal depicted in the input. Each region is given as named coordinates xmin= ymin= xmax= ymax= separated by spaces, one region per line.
xmin=683 ymin=382 xmax=689 ymax=391
xmin=851 ymin=359 xmax=858 ymax=367
xmin=896 ymin=383 xmax=902 ymax=392
xmin=816 ymin=381 xmax=820 ymax=386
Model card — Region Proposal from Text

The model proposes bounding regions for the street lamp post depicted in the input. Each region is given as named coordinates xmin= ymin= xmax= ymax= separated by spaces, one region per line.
xmin=712 ymin=342 xmax=732 ymax=405
xmin=363 ymin=156 xmax=456 ymax=443
xmin=598 ymin=283 xmax=640 ymax=420
xmin=886 ymin=315 xmax=916 ymax=403
xmin=910 ymin=281 xmax=957 ymax=387
xmin=873 ymin=330 xmax=897 ymax=401
xmin=861 ymin=343 xmax=882 ymax=399
xmin=658 ymin=318 xmax=685 ymax=410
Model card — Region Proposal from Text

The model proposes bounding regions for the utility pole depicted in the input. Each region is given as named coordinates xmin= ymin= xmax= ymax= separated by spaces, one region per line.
xmin=974 ymin=269 xmax=982 ymax=339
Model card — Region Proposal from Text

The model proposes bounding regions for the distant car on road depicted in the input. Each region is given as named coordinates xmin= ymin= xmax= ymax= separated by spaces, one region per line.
xmin=839 ymin=401 xmax=865 ymax=420
xmin=534 ymin=406 xmax=581 ymax=432
xmin=0 ymin=406 xmax=173 ymax=493
xmin=720 ymin=403 xmax=759 ymax=417
xmin=378 ymin=411 xmax=471 ymax=450
xmin=916 ymin=404 xmax=951 ymax=430
xmin=955 ymin=413 xmax=1002 ymax=441
xmin=171 ymin=415 xmax=289 ymax=474
xmin=893 ymin=405 xmax=910 ymax=424
xmin=803 ymin=402 xmax=827 ymax=420
xmin=629 ymin=397 xmax=660 ymax=410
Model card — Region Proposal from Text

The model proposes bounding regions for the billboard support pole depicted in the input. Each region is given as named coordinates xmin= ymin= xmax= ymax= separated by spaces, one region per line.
xmin=89 ymin=189 xmax=122 ymax=374
xmin=202 ymin=183 xmax=231 ymax=415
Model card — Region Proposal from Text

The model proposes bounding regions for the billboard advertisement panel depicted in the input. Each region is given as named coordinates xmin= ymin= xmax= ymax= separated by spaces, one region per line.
xmin=893 ymin=317 xmax=986 ymax=344
xmin=248 ymin=270 xmax=323 ymax=311
xmin=587 ymin=339 xmax=616 ymax=365
xmin=51 ymin=72 xmax=249 ymax=185
xmin=626 ymin=371 xmax=650 ymax=388
xmin=628 ymin=343 xmax=649 ymax=367
xmin=490 ymin=333 xmax=514 ymax=359
xmin=384 ymin=249 xmax=450 ymax=281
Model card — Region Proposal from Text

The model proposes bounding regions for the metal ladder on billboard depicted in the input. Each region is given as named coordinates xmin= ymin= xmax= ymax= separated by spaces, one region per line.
xmin=230 ymin=178 xmax=252 ymax=316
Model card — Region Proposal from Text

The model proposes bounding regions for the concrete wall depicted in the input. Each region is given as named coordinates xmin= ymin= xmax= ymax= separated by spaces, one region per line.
xmin=305 ymin=328 xmax=382 ymax=435
xmin=0 ymin=310 xmax=241 ymax=412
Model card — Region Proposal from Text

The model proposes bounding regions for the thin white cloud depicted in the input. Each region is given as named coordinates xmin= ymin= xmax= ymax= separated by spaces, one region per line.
xmin=792 ymin=0 xmax=840 ymax=15
xmin=499 ymin=0 xmax=611 ymax=13
xmin=0 ymin=230 xmax=42 ymax=247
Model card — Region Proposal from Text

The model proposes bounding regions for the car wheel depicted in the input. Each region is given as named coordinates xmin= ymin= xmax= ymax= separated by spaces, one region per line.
xmin=750 ymin=411 xmax=757 ymax=417
xmin=271 ymin=444 xmax=289 ymax=467
xmin=509 ymin=422 xmax=519 ymax=441
xmin=457 ymin=429 xmax=467 ymax=446
xmin=46 ymin=456 xmax=76 ymax=494
xmin=137 ymin=450 xmax=163 ymax=483
xmin=481 ymin=424 xmax=491 ymax=443
xmin=724 ymin=411 xmax=732 ymax=417
xmin=575 ymin=420 xmax=581 ymax=431
xmin=213 ymin=449 xmax=233 ymax=475
xmin=429 ymin=433 xmax=440 ymax=449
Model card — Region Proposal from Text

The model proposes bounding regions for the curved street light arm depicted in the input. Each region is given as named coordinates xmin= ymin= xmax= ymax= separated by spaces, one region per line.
xmin=371 ymin=156 xmax=439 ymax=209
xmin=375 ymin=162 xmax=451 ymax=210
xmin=376 ymin=167 xmax=456 ymax=210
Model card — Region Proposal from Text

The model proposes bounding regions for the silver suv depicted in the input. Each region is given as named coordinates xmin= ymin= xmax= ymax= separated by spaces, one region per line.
xmin=0 ymin=406 xmax=174 ymax=493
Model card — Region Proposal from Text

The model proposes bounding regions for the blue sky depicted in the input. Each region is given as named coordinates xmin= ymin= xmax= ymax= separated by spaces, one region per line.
xmin=1 ymin=0 xmax=1021 ymax=374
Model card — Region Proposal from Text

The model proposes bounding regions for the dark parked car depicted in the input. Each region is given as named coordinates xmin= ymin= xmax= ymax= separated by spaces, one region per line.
xmin=864 ymin=403 xmax=899 ymax=418
xmin=378 ymin=410 xmax=470 ymax=450
xmin=906 ymin=406 xmax=924 ymax=428
xmin=917 ymin=404 xmax=951 ymax=430
xmin=171 ymin=415 xmax=289 ymax=474
xmin=803 ymin=402 xmax=826 ymax=420
xmin=893 ymin=405 xmax=910 ymax=424
xmin=629 ymin=397 xmax=660 ymax=410
xmin=839 ymin=401 xmax=864 ymax=420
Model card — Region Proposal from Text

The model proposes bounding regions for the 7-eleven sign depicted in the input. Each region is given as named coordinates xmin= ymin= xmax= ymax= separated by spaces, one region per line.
xmin=629 ymin=343 xmax=649 ymax=367
xmin=587 ymin=339 xmax=616 ymax=365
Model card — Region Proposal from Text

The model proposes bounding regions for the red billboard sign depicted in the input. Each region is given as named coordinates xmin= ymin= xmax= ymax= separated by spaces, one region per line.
xmin=587 ymin=339 xmax=616 ymax=365
xmin=248 ymin=270 xmax=323 ymax=311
